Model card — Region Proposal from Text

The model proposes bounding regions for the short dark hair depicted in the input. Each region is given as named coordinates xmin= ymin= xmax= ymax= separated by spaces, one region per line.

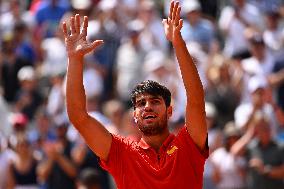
xmin=78 ymin=168 xmax=101 ymax=188
xmin=130 ymin=80 xmax=171 ymax=109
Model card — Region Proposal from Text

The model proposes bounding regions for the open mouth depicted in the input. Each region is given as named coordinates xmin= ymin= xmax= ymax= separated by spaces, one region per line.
xmin=143 ymin=114 xmax=157 ymax=120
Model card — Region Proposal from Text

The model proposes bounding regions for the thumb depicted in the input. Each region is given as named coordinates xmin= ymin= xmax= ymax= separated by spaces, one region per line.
xmin=162 ymin=19 xmax=168 ymax=26
xmin=177 ymin=19 xmax=183 ymax=30
xmin=86 ymin=40 xmax=104 ymax=53
xmin=92 ymin=40 xmax=104 ymax=48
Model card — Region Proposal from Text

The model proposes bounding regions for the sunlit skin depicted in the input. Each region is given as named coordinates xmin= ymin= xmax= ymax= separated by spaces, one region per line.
xmin=64 ymin=0 xmax=207 ymax=161
xmin=251 ymin=88 xmax=265 ymax=108
xmin=133 ymin=94 xmax=172 ymax=136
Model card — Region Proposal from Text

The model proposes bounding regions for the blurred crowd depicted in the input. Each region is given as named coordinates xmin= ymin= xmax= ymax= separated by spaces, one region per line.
xmin=0 ymin=0 xmax=284 ymax=189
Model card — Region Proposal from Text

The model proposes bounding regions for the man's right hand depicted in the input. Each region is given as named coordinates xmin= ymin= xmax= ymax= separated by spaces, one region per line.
xmin=62 ymin=14 xmax=103 ymax=59
xmin=162 ymin=1 xmax=183 ymax=45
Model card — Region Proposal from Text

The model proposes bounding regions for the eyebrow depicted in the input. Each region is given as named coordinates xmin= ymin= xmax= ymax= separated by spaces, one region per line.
xmin=136 ymin=96 xmax=162 ymax=103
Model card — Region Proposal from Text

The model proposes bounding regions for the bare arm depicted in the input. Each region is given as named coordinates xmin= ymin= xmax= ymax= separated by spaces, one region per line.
xmin=6 ymin=163 xmax=15 ymax=189
xmin=63 ymin=15 xmax=112 ymax=161
xmin=163 ymin=1 xmax=207 ymax=150
xmin=266 ymin=165 xmax=284 ymax=179
xmin=56 ymin=153 xmax=77 ymax=178
xmin=230 ymin=123 xmax=255 ymax=156
xmin=37 ymin=159 xmax=54 ymax=182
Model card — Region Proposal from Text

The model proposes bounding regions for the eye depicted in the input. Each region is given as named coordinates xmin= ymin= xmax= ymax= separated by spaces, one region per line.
xmin=136 ymin=100 xmax=146 ymax=107
xmin=152 ymin=99 xmax=161 ymax=104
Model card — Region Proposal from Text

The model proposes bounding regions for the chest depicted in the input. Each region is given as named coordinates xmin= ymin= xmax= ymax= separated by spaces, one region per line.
xmin=249 ymin=145 xmax=283 ymax=166
xmin=119 ymin=144 xmax=196 ymax=187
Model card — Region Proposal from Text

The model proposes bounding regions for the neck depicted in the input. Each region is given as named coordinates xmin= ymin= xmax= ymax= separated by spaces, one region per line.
xmin=142 ymin=129 xmax=170 ymax=152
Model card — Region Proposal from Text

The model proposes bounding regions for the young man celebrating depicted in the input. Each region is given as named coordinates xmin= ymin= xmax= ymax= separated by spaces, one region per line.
xmin=63 ymin=1 xmax=208 ymax=188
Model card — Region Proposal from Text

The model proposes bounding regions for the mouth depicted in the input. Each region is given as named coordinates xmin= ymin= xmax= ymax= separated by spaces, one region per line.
xmin=143 ymin=114 xmax=158 ymax=121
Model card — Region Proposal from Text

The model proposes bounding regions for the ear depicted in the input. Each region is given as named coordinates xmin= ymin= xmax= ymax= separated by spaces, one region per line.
xmin=167 ymin=105 xmax=173 ymax=118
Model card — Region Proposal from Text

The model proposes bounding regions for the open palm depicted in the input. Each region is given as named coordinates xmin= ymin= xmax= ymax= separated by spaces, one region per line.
xmin=62 ymin=14 xmax=103 ymax=58
xmin=163 ymin=1 xmax=183 ymax=43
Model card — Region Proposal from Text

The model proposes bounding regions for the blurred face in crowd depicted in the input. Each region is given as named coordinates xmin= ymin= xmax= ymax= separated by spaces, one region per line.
xmin=265 ymin=13 xmax=279 ymax=30
xmin=36 ymin=113 xmax=50 ymax=135
xmin=56 ymin=126 xmax=68 ymax=139
xmin=251 ymin=88 xmax=265 ymax=108
xmin=233 ymin=0 xmax=245 ymax=7
xmin=186 ymin=10 xmax=201 ymax=26
xmin=15 ymin=139 xmax=31 ymax=156
xmin=133 ymin=93 xmax=172 ymax=136
xmin=249 ymin=43 xmax=265 ymax=60
xmin=255 ymin=119 xmax=271 ymax=146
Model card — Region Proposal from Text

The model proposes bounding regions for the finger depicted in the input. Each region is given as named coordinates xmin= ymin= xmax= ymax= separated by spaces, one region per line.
xmin=82 ymin=16 xmax=88 ymax=32
xmin=169 ymin=1 xmax=174 ymax=19
xmin=177 ymin=19 xmax=183 ymax=31
xmin=162 ymin=19 xmax=167 ymax=25
xmin=86 ymin=40 xmax=104 ymax=53
xmin=75 ymin=14 xmax=80 ymax=33
xmin=175 ymin=6 xmax=181 ymax=25
xmin=70 ymin=16 xmax=76 ymax=35
xmin=81 ymin=16 xmax=88 ymax=38
xmin=62 ymin=22 xmax=68 ymax=38
xmin=91 ymin=40 xmax=104 ymax=49
xmin=172 ymin=1 xmax=179 ymax=21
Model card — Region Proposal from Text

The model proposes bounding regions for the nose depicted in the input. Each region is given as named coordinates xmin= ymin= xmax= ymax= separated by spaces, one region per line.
xmin=144 ymin=101 xmax=152 ymax=111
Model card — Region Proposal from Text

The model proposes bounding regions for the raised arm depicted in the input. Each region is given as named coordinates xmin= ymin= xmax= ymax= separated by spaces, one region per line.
xmin=63 ymin=14 xmax=112 ymax=161
xmin=163 ymin=1 xmax=207 ymax=150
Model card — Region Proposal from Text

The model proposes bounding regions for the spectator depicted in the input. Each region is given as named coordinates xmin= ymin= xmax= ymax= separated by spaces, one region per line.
xmin=181 ymin=0 xmax=215 ymax=52
xmin=0 ymin=34 xmax=32 ymax=103
xmin=218 ymin=0 xmax=263 ymax=58
xmin=263 ymin=9 xmax=284 ymax=62
xmin=0 ymin=135 xmax=12 ymax=189
xmin=7 ymin=134 xmax=39 ymax=189
xmin=205 ymin=57 xmax=241 ymax=127
xmin=77 ymin=168 xmax=102 ymax=189
xmin=203 ymin=102 xmax=222 ymax=189
xmin=137 ymin=0 xmax=168 ymax=52
xmin=115 ymin=19 xmax=146 ymax=106
xmin=15 ymin=66 xmax=43 ymax=120
xmin=34 ymin=0 xmax=67 ymax=39
xmin=210 ymin=122 xmax=247 ymax=189
xmin=37 ymin=120 xmax=76 ymax=189
xmin=72 ymin=138 xmax=111 ymax=189
xmin=269 ymin=59 xmax=284 ymax=113
xmin=231 ymin=113 xmax=284 ymax=189
xmin=234 ymin=75 xmax=284 ymax=138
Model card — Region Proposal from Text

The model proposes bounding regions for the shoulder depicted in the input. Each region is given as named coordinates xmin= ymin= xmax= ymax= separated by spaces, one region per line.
xmin=106 ymin=134 xmax=138 ymax=155
xmin=99 ymin=134 xmax=138 ymax=173
xmin=176 ymin=126 xmax=209 ymax=159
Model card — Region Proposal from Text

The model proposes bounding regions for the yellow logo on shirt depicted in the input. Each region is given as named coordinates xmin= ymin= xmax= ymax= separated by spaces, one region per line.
xmin=167 ymin=146 xmax=178 ymax=155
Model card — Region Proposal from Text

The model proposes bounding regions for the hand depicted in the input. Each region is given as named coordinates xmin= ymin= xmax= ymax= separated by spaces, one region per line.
xmin=43 ymin=142 xmax=58 ymax=160
xmin=162 ymin=1 xmax=183 ymax=44
xmin=62 ymin=14 xmax=103 ymax=58
xmin=249 ymin=158 xmax=264 ymax=173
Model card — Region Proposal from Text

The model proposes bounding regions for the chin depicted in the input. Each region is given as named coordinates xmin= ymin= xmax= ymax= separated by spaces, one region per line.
xmin=139 ymin=123 xmax=167 ymax=136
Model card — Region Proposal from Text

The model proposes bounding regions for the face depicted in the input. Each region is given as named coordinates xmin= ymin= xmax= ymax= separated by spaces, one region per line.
xmin=16 ymin=141 xmax=30 ymax=155
xmin=250 ymin=43 xmax=265 ymax=59
xmin=133 ymin=94 xmax=172 ymax=136
xmin=255 ymin=120 xmax=271 ymax=145
xmin=251 ymin=88 xmax=265 ymax=108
